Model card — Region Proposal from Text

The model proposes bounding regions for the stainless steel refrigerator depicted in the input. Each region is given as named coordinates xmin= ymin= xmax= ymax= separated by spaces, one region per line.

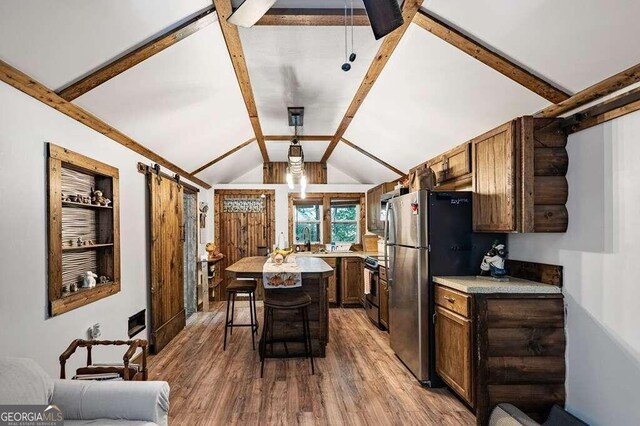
xmin=384 ymin=190 xmax=503 ymax=386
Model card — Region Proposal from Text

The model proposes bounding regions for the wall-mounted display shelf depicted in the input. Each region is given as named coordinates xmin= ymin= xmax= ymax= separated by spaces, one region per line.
xmin=47 ymin=143 xmax=120 ymax=316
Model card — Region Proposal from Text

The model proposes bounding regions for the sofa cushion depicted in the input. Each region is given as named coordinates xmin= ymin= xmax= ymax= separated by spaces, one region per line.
xmin=0 ymin=357 xmax=54 ymax=404
xmin=543 ymin=405 xmax=588 ymax=426
xmin=489 ymin=403 xmax=540 ymax=426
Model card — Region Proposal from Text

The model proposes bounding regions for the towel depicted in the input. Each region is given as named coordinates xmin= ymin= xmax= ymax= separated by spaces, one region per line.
xmin=363 ymin=268 xmax=371 ymax=295
xmin=263 ymin=257 xmax=302 ymax=289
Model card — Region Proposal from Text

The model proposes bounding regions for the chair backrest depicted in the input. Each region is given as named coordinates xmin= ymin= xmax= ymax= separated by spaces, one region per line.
xmin=0 ymin=357 xmax=53 ymax=404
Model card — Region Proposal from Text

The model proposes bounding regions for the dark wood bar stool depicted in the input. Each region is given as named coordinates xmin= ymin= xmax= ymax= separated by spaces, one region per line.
xmin=224 ymin=279 xmax=259 ymax=351
xmin=260 ymin=290 xmax=315 ymax=378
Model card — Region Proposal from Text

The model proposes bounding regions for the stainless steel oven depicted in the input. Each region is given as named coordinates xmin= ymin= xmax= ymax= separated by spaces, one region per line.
xmin=364 ymin=257 xmax=381 ymax=328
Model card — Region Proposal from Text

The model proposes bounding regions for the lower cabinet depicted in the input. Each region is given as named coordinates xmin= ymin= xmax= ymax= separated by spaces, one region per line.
xmin=435 ymin=305 xmax=473 ymax=405
xmin=380 ymin=279 xmax=389 ymax=329
xmin=434 ymin=284 xmax=567 ymax=425
xmin=324 ymin=257 xmax=338 ymax=304
xmin=341 ymin=258 xmax=363 ymax=306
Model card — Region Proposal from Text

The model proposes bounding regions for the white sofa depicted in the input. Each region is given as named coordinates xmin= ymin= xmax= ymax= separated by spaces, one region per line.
xmin=0 ymin=357 xmax=169 ymax=426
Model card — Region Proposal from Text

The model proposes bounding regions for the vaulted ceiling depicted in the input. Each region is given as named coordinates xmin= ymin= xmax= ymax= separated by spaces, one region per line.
xmin=1 ymin=0 xmax=639 ymax=185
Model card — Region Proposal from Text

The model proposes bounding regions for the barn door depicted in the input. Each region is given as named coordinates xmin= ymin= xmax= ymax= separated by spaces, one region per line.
xmin=148 ymin=173 xmax=185 ymax=353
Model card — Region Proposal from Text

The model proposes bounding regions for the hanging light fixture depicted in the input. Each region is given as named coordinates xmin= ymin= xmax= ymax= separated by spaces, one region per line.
xmin=287 ymin=107 xmax=306 ymax=196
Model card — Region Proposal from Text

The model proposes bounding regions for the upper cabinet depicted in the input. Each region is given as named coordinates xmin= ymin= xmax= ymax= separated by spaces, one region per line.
xmin=367 ymin=182 xmax=396 ymax=235
xmin=433 ymin=143 xmax=472 ymax=187
xmin=472 ymin=117 xmax=568 ymax=233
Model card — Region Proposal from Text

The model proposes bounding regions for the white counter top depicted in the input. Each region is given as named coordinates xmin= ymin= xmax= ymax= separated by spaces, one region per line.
xmin=433 ymin=276 xmax=561 ymax=295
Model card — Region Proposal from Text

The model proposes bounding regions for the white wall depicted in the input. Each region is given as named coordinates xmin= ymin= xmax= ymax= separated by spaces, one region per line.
xmin=212 ymin=183 xmax=374 ymax=245
xmin=0 ymin=82 xmax=213 ymax=376
xmin=509 ymin=111 xmax=640 ymax=425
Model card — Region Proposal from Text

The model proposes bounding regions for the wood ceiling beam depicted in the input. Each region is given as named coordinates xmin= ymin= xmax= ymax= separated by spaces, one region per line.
xmin=562 ymin=87 xmax=640 ymax=134
xmin=264 ymin=135 xmax=334 ymax=141
xmin=322 ymin=0 xmax=424 ymax=162
xmin=255 ymin=8 xmax=370 ymax=26
xmin=213 ymin=0 xmax=269 ymax=163
xmin=0 ymin=59 xmax=211 ymax=189
xmin=191 ymin=137 xmax=256 ymax=175
xmin=536 ymin=63 xmax=640 ymax=118
xmin=340 ymin=138 xmax=406 ymax=176
xmin=412 ymin=10 xmax=570 ymax=104
xmin=57 ymin=6 xmax=217 ymax=101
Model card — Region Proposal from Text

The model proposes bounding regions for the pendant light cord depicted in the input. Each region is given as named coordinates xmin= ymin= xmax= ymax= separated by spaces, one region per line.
xmin=344 ymin=3 xmax=348 ymax=63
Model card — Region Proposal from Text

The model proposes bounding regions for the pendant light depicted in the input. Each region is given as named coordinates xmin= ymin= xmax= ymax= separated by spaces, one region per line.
xmin=341 ymin=0 xmax=356 ymax=71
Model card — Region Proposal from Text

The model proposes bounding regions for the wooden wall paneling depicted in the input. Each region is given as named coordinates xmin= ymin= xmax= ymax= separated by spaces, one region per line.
xmin=0 ymin=60 xmax=211 ymax=189
xmin=506 ymin=259 xmax=563 ymax=287
xmin=340 ymin=138 xmax=406 ymax=176
xmin=321 ymin=0 xmax=424 ymax=162
xmin=537 ymin=62 xmax=640 ymax=118
xmin=191 ymin=138 xmax=256 ymax=175
xmin=413 ymin=10 xmax=570 ymax=104
xmin=148 ymin=174 xmax=185 ymax=353
xmin=255 ymin=8 xmax=370 ymax=26
xmin=213 ymin=0 xmax=269 ymax=162
xmin=57 ymin=6 xmax=217 ymax=101
xmin=263 ymin=162 xmax=327 ymax=184
xmin=520 ymin=116 xmax=535 ymax=233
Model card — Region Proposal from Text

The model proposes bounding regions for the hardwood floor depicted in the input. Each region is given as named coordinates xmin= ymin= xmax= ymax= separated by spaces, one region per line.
xmin=147 ymin=303 xmax=475 ymax=425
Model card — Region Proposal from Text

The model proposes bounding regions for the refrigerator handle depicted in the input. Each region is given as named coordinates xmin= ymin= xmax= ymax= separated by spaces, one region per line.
xmin=385 ymin=204 xmax=395 ymax=286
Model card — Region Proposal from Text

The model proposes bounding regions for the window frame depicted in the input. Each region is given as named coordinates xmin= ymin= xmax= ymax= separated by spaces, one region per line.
xmin=329 ymin=203 xmax=360 ymax=244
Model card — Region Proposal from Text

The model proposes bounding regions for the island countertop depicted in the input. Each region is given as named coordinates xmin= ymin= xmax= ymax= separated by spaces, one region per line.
xmin=226 ymin=255 xmax=334 ymax=279
xmin=433 ymin=275 xmax=562 ymax=294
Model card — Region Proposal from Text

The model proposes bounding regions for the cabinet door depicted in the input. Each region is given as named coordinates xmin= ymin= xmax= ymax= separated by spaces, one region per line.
xmin=442 ymin=143 xmax=471 ymax=183
xmin=435 ymin=306 xmax=473 ymax=405
xmin=380 ymin=280 xmax=389 ymax=329
xmin=341 ymin=258 xmax=363 ymax=306
xmin=367 ymin=186 xmax=381 ymax=233
xmin=324 ymin=257 xmax=338 ymax=304
xmin=472 ymin=121 xmax=518 ymax=232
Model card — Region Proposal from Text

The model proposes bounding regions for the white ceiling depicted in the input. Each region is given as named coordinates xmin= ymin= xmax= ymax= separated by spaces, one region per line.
xmin=240 ymin=25 xmax=381 ymax=135
xmin=1 ymin=1 xmax=639 ymax=184
xmin=0 ymin=0 xmax=210 ymax=90
xmin=425 ymin=0 xmax=640 ymax=93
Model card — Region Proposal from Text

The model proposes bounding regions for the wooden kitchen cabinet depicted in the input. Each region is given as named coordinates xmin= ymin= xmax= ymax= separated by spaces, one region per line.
xmin=433 ymin=142 xmax=471 ymax=187
xmin=341 ymin=257 xmax=363 ymax=306
xmin=471 ymin=117 xmax=569 ymax=233
xmin=324 ymin=257 xmax=338 ymax=304
xmin=435 ymin=305 xmax=473 ymax=405
xmin=434 ymin=283 xmax=567 ymax=425
xmin=366 ymin=184 xmax=383 ymax=234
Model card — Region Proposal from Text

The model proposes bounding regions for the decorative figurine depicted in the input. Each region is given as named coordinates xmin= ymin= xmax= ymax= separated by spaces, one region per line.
xmin=205 ymin=242 xmax=220 ymax=259
xmin=69 ymin=239 xmax=76 ymax=247
xmin=480 ymin=241 xmax=508 ymax=278
xmin=91 ymin=189 xmax=111 ymax=206
xmin=77 ymin=237 xmax=83 ymax=246
xmin=81 ymin=195 xmax=91 ymax=204
xmin=70 ymin=283 xmax=78 ymax=292
xmin=98 ymin=275 xmax=110 ymax=284
xmin=82 ymin=271 xmax=98 ymax=288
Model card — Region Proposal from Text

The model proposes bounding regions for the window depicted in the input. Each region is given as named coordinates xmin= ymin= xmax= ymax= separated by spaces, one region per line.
xmin=330 ymin=202 xmax=359 ymax=243
xmin=294 ymin=204 xmax=322 ymax=244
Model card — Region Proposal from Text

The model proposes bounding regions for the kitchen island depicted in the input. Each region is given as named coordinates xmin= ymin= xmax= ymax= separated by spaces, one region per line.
xmin=226 ymin=256 xmax=333 ymax=357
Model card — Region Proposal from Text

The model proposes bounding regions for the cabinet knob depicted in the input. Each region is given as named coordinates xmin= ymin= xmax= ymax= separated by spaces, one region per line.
xmin=444 ymin=296 xmax=455 ymax=303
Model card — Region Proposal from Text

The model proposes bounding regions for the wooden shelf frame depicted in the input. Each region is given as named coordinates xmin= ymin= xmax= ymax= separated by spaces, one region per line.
xmin=48 ymin=143 xmax=121 ymax=316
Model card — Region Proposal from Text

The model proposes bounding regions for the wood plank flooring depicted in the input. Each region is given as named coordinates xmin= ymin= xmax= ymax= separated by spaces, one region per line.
xmin=147 ymin=303 xmax=475 ymax=425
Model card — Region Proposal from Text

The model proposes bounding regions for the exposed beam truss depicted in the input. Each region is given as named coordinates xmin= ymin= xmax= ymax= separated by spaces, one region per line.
xmin=255 ymin=8 xmax=370 ymax=26
xmin=264 ymin=135 xmax=334 ymax=141
xmin=57 ymin=6 xmax=217 ymax=101
xmin=322 ymin=0 xmax=424 ymax=162
xmin=412 ymin=10 xmax=570 ymax=104
xmin=191 ymin=137 xmax=256 ymax=175
xmin=536 ymin=62 xmax=640 ymax=118
xmin=562 ymin=86 xmax=640 ymax=134
xmin=213 ymin=0 xmax=269 ymax=162
xmin=0 ymin=60 xmax=211 ymax=189
xmin=340 ymin=138 xmax=406 ymax=176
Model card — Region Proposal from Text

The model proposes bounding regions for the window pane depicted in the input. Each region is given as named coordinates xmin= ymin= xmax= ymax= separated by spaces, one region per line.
xmin=331 ymin=205 xmax=357 ymax=221
xmin=296 ymin=223 xmax=321 ymax=243
xmin=296 ymin=205 xmax=320 ymax=221
xmin=331 ymin=223 xmax=358 ymax=243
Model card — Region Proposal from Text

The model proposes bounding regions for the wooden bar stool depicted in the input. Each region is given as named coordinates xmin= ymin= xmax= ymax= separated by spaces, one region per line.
xmin=224 ymin=279 xmax=259 ymax=351
xmin=260 ymin=290 xmax=315 ymax=378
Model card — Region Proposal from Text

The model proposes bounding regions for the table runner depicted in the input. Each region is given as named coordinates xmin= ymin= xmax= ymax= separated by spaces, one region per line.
xmin=262 ymin=256 xmax=302 ymax=289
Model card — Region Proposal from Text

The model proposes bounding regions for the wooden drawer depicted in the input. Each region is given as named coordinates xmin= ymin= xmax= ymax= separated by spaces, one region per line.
xmin=323 ymin=257 xmax=337 ymax=267
xmin=379 ymin=265 xmax=387 ymax=281
xmin=435 ymin=285 xmax=471 ymax=318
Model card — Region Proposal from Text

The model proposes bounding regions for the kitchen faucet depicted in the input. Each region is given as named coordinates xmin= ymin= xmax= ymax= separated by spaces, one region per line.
xmin=303 ymin=226 xmax=312 ymax=252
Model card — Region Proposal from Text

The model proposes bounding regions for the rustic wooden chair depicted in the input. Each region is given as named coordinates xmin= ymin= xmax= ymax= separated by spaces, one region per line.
xmin=59 ymin=339 xmax=148 ymax=381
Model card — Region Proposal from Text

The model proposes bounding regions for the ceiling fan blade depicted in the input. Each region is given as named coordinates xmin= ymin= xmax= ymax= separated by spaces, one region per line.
xmin=227 ymin=0 xmax=278 ymax=28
